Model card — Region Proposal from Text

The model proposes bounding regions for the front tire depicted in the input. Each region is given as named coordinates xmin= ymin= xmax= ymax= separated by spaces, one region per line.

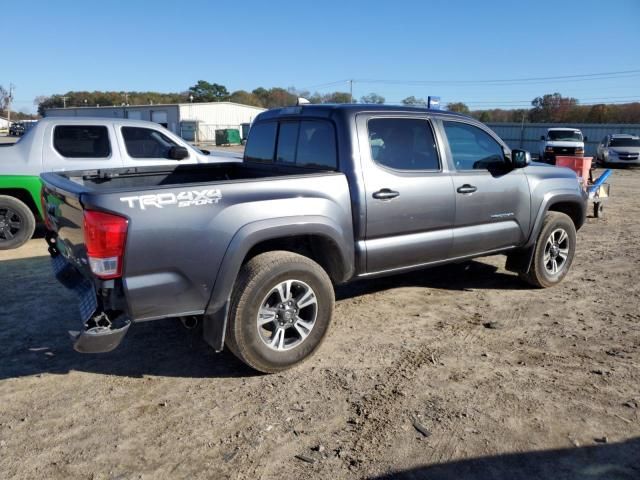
xmin=519 ymin=212 xmax=576 ymax=288
xmin=0 ymin=195 xmax=36 ymax=250
xmin=225 ymin=251 xmax=334 ymax=373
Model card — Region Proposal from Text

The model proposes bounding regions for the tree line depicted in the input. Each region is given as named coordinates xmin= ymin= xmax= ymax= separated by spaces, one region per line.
xmin=7 ymin=81 xmax=640 ymax=124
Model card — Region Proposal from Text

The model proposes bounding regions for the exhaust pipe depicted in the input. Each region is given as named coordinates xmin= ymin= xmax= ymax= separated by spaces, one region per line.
xmin=180 ymin=316 xmax=200 ymax=330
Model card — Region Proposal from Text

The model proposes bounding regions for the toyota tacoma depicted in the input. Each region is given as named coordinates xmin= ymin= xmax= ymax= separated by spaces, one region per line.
xmin=41 ymin=105 xmax=587 ymax=373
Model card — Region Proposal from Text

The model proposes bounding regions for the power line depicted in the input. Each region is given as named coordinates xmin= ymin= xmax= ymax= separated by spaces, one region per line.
xmin=354 ymin=69 xmax=640 ymax=86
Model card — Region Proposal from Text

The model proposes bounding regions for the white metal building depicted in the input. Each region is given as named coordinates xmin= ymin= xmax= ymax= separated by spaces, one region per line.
xmin=0 ymin=116 xmax=9 ymax=131
xmin=45 ymin=102 xmax=266 ymax=143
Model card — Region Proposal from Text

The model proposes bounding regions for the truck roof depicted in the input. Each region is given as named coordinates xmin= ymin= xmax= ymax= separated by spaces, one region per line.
xmin=257 ymin=104 xmax=474 ymax=121
xmin=38 ymin=116 xmax=166 ymax=128
xmin=546 ymin=127 xmax=582 ymax=132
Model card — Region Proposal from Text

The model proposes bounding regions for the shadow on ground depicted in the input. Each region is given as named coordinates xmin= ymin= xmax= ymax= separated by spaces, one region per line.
xmin=337 ymin=260 xmax=526 ymax=301
xmin=371 ymin=437 xmax=640 ymax=480
xmin=1 ymin=254 xmax=525 ymax=381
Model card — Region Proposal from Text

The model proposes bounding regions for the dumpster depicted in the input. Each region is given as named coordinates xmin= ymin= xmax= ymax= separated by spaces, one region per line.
xmin=215 ymin=129 xmax=242 ymax=146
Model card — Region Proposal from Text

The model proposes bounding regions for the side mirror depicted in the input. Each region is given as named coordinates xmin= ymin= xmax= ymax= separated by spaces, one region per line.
xmin=512 ymin=149 xmax=531 ymax=168
xmin=540 ymin=135 xmax=545 ymax=141
xmin=200 ymin=149 xmax=211 ymax=155
xmin=168 ymin=146 xmax=189 ymax=160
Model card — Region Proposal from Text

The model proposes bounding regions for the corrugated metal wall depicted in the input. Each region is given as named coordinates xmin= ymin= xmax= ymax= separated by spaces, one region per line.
xmin=487 ymin=122 xmax=640 ymax=157
xmin=179 ymin=103 xmax=265 ymax=142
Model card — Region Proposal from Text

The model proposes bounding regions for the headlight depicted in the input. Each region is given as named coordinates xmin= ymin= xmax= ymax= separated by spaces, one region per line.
xmin=545 ymin=146 xmax=554 ymax=152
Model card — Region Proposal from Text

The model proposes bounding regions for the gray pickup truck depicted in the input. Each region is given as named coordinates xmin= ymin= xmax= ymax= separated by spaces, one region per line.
xmin=41 ymin=105 xmax=587 ymax=373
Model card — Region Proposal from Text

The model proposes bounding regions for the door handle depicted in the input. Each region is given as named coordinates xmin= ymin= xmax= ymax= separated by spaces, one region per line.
xmin=456 ymin=184 xmax=477 ymax=194
xmin=372 ymin=188 xmax=400 ymax=200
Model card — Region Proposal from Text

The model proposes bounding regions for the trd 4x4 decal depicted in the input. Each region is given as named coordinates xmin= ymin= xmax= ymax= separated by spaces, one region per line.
xmin=120 ymin=189 xmax=222 ymax=210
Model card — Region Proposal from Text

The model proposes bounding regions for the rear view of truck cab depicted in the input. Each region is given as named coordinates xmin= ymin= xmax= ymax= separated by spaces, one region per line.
xmin=540 ymin=128 xmax=586 ymax=164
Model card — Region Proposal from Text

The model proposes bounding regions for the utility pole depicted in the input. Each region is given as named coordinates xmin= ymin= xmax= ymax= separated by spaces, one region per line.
xmin=7 ymin=83 xmax=14 ymax=127
xmin=349 ymin=80 xmax=353 ymax=103
xmin=61 ymin=96 xmax=68 ymax=108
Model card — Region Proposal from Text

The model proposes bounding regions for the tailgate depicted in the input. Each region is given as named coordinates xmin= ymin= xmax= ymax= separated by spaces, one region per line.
xmin=41 ymin=173 xmax=89 ymax=273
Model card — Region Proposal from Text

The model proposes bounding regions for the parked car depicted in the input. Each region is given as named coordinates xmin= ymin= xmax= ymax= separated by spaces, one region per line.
xmin=596 ymin=134 xmax=640 ymax=167
xmin=0 ymin=117 xmax=239 ymax=249
xmin=9 ymin=122 xmax=25 ymax=136
xmin=41 ymin=105 xmax=587 ymax=372
xmin=539 ymin=128 xmax=586 ymax=164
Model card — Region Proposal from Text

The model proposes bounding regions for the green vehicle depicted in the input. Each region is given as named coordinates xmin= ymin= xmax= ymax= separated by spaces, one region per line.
xmin=0 ymin=117 xmax=236 ymax=249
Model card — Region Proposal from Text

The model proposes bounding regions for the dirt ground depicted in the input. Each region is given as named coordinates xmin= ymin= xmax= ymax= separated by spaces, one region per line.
xmin=1 ymin=168 xmax=639 ymax=480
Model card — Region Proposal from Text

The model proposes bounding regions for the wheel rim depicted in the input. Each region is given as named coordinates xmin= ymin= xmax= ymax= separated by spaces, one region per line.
xmin=543 ymin=228 xmax=570 ymax=275
xmin=0 ymin=207 xmax=23 ymax=243
xmin=256 ymin=279 xmax=318 ymax=352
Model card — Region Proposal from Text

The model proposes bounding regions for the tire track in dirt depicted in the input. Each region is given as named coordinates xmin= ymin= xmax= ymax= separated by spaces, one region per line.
xmin=425 ymin=296 xmax=535 ymax=466
xmin=343 ymin=343 xmax=437 ymax=469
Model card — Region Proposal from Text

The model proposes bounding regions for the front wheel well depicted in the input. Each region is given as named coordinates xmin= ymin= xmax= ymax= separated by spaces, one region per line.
xmin=0 ymin=188 xmax=41 ymax=220
xmin=243 ymin=235 xmax=346 ymax=284
xmin=547 ymin=201 xmax=583 ymax=230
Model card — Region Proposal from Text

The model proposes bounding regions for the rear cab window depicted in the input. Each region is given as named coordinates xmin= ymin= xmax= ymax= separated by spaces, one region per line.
xmin=245 ymin=119 xmax=337 ymax=170
xmin=53 ymin=125 xmax=111 ymax=158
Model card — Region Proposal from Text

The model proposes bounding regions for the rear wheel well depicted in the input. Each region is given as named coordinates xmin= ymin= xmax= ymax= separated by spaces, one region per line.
xmin=0 ymin=188 xmax=41 ymax=220
xmin=547 ymin=202 xmax=583 ymax=230
xmin=243 ymin=235 xmax=345 ymax=284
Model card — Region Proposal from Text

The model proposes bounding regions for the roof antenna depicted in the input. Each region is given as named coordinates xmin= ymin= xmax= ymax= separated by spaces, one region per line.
xmin=296 ymin=97 xmax=311 ymax=106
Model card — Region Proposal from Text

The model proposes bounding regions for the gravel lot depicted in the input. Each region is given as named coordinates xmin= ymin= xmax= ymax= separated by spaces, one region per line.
xmin=0 ymin=167 xmax=639 ymax=479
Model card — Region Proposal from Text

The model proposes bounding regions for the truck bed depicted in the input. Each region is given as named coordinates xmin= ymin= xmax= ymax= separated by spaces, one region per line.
xmin=48 ymin=161 xmax=336 ymax=193
xmin=41 ymin=161 xmax=354 ymax=325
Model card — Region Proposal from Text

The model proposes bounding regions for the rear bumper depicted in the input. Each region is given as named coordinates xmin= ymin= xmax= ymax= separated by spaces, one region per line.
xmin=50 ymin=249 xmax=131 ymax=353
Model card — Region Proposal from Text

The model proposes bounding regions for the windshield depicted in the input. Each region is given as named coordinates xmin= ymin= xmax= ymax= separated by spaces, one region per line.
xmin=610 ymin=138 xmax=640 ymax=148
xmin=547 ymin=130 xmax=582 ymax=142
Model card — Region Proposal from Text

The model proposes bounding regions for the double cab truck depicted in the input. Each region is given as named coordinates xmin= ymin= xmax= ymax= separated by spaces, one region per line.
xmin=41 ymin=105 xmax=587 ymax=373
xmin=539 ymin=127 xmax=586 ymax=164
xmin=0 ymin=117 xmax=238 ymax=249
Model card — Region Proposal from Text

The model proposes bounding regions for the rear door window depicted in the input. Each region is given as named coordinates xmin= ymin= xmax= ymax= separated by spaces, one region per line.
xmin=245 ymin=122 xmax=277 ymax=163
xmin=367 ymin=118 xmax=440 ymax=170
xmin=53 ymin=125 xmax=111 ymax=158
xmin=121 ymin=127 xmax=180 ymax=159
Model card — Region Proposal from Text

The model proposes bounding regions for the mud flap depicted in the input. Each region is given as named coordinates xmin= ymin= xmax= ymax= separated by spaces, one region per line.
xmin=202 ymin=301 xmax=230 ymax=352
xmin=505 ymin=244 xmax=536 ymax=274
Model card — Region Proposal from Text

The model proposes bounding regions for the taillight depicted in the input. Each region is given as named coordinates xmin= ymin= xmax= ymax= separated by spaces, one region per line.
xmin=83 ymin=210 xmax=128 ymax=279
xmin=40 ymin=188 xmax=54 ymax=230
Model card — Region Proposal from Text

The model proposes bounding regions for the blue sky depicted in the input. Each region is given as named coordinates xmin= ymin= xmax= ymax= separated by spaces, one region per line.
xmin=3 ymin=0 xmax=640 ymax=113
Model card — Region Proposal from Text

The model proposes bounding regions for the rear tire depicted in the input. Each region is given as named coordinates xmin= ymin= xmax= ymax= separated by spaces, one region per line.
xmin=0 ymin=195 xmax=36 ymax=250
xmin=519 ymin=212 xmax=576 ymax=288
xmin=225 ymin=251 xmax=334 ymax=373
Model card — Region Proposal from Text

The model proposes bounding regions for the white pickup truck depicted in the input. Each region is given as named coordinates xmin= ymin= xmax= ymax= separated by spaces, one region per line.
xmin=539 ymin=127 xmax=586 ymax=164
xmin=0 ymin=117 xmax=239 ymax=249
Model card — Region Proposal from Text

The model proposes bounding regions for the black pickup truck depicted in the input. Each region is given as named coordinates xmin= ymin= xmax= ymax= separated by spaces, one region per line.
xmin=41 ymin=105 xmax=587 ymax=373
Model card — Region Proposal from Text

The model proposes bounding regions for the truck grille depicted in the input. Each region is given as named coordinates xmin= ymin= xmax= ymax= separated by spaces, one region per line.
xmin=553 ymin=146 xmax=576 ymax=155
xmin=617 ymin=152 xmax=639 ymax=160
